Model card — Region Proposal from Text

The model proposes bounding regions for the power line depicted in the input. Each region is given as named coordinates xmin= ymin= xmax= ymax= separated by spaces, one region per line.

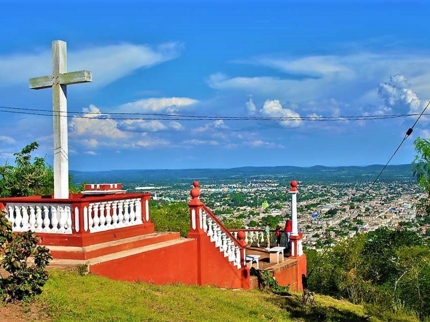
xmin=366 ymin=100 xmax=430 ymax=193
xmin=0 ymin=105 xmax=427 ymax=122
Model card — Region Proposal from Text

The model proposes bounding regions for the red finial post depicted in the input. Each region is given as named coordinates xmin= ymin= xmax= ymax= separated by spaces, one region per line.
xmin=189 ymin=181 xmax=203 ymax=206
xmin=290 ymin=180 xmax=298 ymax=192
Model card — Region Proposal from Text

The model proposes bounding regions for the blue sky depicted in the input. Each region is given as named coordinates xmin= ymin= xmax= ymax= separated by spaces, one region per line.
xmin=1 ymin=0 xmax=430 ymax=171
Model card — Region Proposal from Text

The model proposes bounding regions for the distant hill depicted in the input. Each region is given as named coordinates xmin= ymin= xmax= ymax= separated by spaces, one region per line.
xmin=70 ymin=164 xmax=414 ymax=185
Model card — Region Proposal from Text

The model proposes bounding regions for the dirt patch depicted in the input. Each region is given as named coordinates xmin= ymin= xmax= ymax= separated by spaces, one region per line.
xmin=0 ymin=301 xmax=51 ymax=322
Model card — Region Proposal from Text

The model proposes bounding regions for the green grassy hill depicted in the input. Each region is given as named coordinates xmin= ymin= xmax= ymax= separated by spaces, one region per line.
xmin=1 ymin=270 xmax=419 ymax=322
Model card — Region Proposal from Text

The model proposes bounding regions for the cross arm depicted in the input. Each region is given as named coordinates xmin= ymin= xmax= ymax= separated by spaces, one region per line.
xmin=29 ymin=76 xmax=53 ymax=89
xmin=59 ymin=70 xmax=92 ymax=85
xmin=29 ymin=70 xmax=92 ymax=90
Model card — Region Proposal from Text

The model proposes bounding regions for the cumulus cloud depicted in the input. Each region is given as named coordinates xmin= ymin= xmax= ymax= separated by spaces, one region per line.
xmin=69 ymin=105 xmax=127 ymax=139
xmin=119 ymin=97 xmax=198 ymax=114
xmin=378 ymin=75 xmax=427 ymax=114
xmin=259 ymin=99 xmax=302 ymax=127
xmin=0 ymin=42 xmax=182 ymax=88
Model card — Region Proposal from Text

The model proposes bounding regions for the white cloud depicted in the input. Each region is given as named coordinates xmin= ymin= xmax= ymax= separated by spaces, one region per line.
xmin=84 ymin=151 xmax=97 ymax=155
xmin=118 ymin=120 xmax=168 ymax=132
xmin=377 ymin=75 xmax=428 ymax=114
xmin=246 ymin=96 xmax=257 ymax=114
xmin=208 ymin=53 xmax=430 ymax=104
xmin=260 ymin=100 xmax=302 ymax=127
xmin=0 ymin=42 xmax=182 ymax=88
xmin=119 ymin=97 xmax=198 ymax=114
xmin=246 ymin=140 xmax=283 ymax=148
xmin=193 ymin=120 xmax=228 ymax=133
xmin=0 ymin=135 xmax=16 ymax=144
xmin=183 ymin=139 xmax=219 ymax=146
xmin=134 ymin=137 xmax=169 ymax=148
xmin=69 ymin=105 xmax=128 ymax=139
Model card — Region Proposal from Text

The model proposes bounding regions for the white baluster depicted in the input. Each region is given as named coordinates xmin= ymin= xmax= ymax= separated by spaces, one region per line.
xmin=112 ymin=201 xmax=118 ymax=227
xmin=88 ymin=205 xmax=94 ymax=231
xmin=235 ymin=246 xmax=241 ymax=268
xmin=58 ymin=206 xmax=66 ymax=233
xmin=21 ymin=206 xmax=29 ymax=231
xmin=35 ymin=206 xmax=43 ymax=232
xmin=65 ymin=206 xmax=72 ymax=232
xmin=118 ymin=200 xmax=124 ymax=226
xmin=216 ymin=227 xmax=222 ymax=248
xmin=136 ymin=198 xmax=143 ymax=223
xmin=202 ymin=212 xmax=208 ymax=232
xmin=129 ymin=199 xmax=137 ymax=223
xmin=29 ymin=206 xmax=36 ymax=232
xmin=84 ymin=206 xmax=89 ymax=232
xmin=14 ymin=206 xmax=23 ymax=232
xmin=244 ymin=231 xmax=250 ymax=245
xmin=93 ymin=203 xmax=100 ymax=231
xmin=105 ymin=202 xmax=112 ymax=227
xmin=220 ymin=233 xmax=227 ymax=252
xmin=99 ymin=202 xmax=106 ymax=227
xmin=43 ymin=206 xmax=50 ymax=231
xmin=124 ymin=200 xmax=130 ymax=224
xmin=51 ymin=206 xmax=59 ymax=233
xmin=228 ymin=241 xmax=235 ymax=262
xmin=207 ymin=218 xmax=214 ymax=240
xmin=223 ymin=235 xmax=230 ymax=257
xmin=6 ymin=205 xmax=14 ymax=229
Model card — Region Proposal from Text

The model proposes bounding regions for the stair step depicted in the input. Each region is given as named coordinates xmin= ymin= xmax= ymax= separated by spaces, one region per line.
xmin=47 ymin=232 xmax=180 ymax=260
xmin=49 ymin=237 xmax=193 ymax=269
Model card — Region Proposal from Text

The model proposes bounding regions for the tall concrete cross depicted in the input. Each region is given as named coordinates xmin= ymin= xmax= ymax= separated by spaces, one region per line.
xmin=29 ymin=40 xmax=92 ymax=199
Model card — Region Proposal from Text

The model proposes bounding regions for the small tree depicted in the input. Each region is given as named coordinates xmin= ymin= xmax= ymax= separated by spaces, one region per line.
xmin=412 ymin=137 xmax=430 ymax=215
xmin=0 ymin=207 xmax=52 ymax=302
xmin=0 ymin=142 xmax=54 ymax=197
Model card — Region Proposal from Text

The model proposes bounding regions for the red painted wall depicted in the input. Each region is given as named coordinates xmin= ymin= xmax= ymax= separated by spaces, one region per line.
xmin=193 ymin=232 xmax=250 ymax=289
xmin=90 ymin=239 xmax=198 ymax=285
xmin=273 ymin=254 xmax=307 ymax=292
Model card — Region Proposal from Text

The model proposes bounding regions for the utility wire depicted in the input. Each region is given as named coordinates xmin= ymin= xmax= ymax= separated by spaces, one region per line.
xmin=366 ymin=100 xmax=430 ymax=193
xmin=0 ymin=105 xmax=427 ymax=122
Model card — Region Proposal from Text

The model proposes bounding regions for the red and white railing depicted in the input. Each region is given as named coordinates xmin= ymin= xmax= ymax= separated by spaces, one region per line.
xmin=188 ymin=181 xmax=247 ymax=269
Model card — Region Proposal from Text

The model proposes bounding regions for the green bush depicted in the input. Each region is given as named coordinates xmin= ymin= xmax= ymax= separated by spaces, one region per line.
xmin=0 ymin=209 xmax=53 ymax=302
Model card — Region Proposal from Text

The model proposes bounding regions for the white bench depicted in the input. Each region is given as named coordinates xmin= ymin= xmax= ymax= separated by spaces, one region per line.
xmin=267 ymin=247 xmax=285 ymax=264
xmin=245 ymin=254 xmax=260 ymax=269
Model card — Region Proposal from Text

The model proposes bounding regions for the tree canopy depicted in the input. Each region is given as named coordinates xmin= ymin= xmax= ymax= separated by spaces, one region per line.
xmin=0 ymin=142 xmax=54 ymax=197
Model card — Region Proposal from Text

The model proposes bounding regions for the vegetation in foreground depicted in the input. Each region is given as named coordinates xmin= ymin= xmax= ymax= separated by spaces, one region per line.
xmin=3 ymin=270 xmax=403 ymax=322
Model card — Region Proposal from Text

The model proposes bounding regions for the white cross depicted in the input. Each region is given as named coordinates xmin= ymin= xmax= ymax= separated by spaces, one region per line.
xmin=29 ymin=40 xmax=92 ymax=199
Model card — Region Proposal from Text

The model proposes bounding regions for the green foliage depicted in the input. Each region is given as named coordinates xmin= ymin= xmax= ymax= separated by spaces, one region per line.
xmin=412 ymin=137 xmax=430 ymax=217
xmin=256 ymin=269 xmax=290 ymax=293
xmin=0 ymin=209 xmax=53 ymax=302
xmin=307 ymin=228 xmax=430 ymax=319
xmin=412 ymin=137 xmax=430 ymax=196
xmin=222 ymin=217 xmax=244 ymax=229
xmin=0 ymin=142 xmax=54 ymax=197
xmin=150 ymin=201 xmax=190 ymax=237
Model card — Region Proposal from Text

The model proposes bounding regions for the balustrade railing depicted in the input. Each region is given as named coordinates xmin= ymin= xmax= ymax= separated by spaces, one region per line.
xmin=230 ymin=229 xmax=266 ymax=247
xmin=1 ymin=193 xmax=150 ymax=235
xmin=201 ymin=205 xmax=244 ymax=269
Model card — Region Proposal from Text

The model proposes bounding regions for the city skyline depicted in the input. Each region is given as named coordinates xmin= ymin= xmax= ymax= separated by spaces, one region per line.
xmin=1 ymin=0 xmax=430 ymax=171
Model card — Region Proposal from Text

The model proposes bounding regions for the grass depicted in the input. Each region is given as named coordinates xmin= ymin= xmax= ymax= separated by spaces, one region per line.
xmin=8 ymin=270 xmax=412 ymax=322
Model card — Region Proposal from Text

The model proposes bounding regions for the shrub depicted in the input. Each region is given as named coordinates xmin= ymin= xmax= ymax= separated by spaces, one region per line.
xmin=0 ymin=208 xmax=53 ymax=302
